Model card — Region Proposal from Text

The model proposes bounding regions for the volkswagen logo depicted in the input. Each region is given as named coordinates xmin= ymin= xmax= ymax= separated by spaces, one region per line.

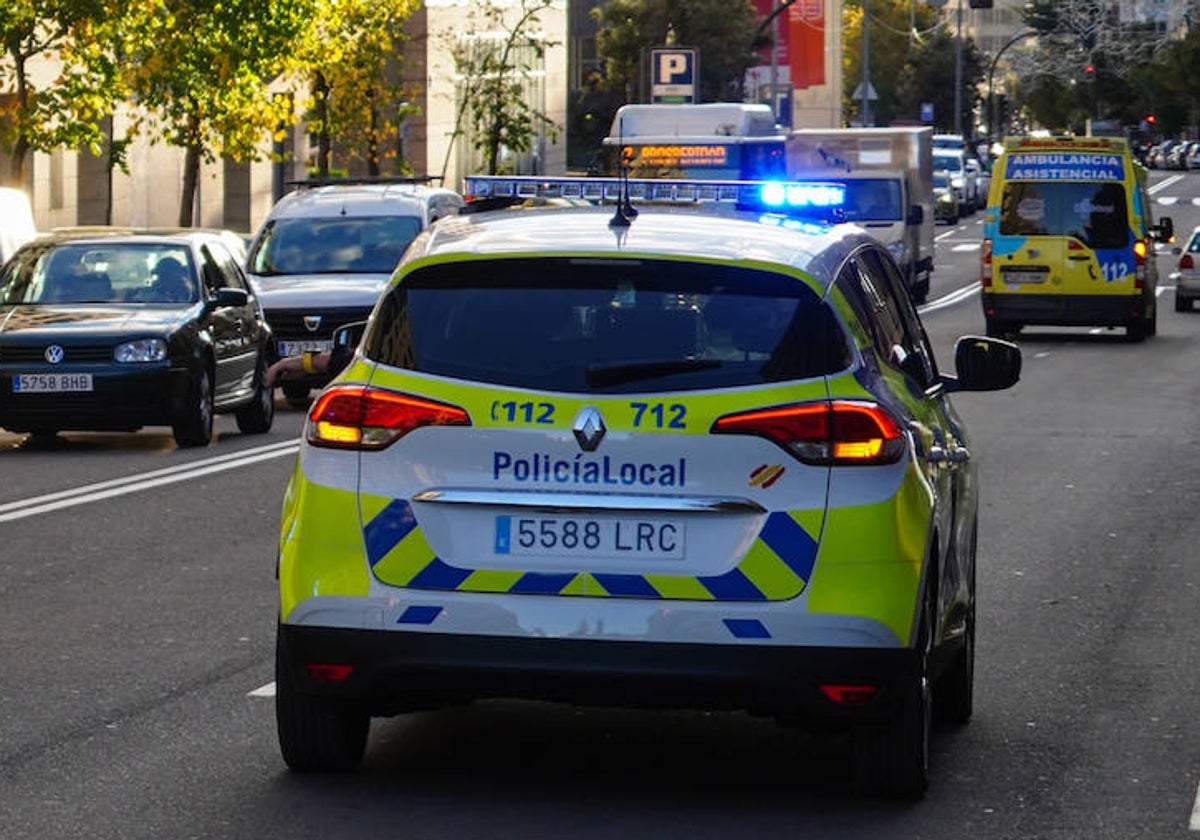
xmin=572 ymin=406 xmax=607 ymax=452
xmin=303 ymin=315 xmax=322 ymax=332
xmin=44 ymin=345 xmax=65 ymax=364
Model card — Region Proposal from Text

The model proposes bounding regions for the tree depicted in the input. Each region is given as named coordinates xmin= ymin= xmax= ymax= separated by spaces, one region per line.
xmin=593 ymin=0 xmax=767 ymax=106
xmin=843 ymin=0 xmax=981 ymax=133
xmin=0 ymin=0 xmax=130 ymax=185
xmin=446 ymin=0 xmax=560 ymax=177
xmin=124 ymin=0 xmax=315 ymax=225
xmin=292 ymin=0 xmax=421 ymax=179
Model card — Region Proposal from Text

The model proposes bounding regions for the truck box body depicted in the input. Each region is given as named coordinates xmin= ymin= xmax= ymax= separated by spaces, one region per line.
xmin=786 ymin=128 xmax=936 ymax=302
xmin=597 ymin=103 xmax=786 ymax=181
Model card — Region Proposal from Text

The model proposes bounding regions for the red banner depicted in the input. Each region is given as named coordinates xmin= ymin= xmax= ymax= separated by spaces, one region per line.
xmin=788 ymin=0 xmax=825 ymax=89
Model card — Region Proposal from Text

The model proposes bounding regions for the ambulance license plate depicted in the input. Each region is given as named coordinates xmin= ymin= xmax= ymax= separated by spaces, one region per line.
xmin=494 ymin=514 xmax=684 ymax=559
xmin=1001 ymin=266 xmax=1048 ymax=284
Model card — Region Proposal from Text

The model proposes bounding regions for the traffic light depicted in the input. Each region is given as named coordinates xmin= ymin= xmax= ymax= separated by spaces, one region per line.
xmin=1083 ymin=64 xmax=1096 ymax=80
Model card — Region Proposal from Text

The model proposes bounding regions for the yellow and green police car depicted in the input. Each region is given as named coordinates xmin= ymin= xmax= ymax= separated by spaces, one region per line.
xmin=274 ymin=176 xmax=1021 ymax=798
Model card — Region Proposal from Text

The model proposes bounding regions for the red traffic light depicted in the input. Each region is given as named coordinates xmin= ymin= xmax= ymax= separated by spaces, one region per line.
xmin=1147 ymin=115 xmax=1157 ymax=124
xmin=1084 ymin=64 xmax=1095 ymax=75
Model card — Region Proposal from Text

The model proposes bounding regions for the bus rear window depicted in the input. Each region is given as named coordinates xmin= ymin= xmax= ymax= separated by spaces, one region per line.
xmin=999 ymin=181 xmax=1129 ymax=250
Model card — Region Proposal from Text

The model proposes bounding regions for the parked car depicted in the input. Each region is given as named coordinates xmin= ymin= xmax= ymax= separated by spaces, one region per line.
xmin=0 ymin=228 xmax=275 ymax=445
xmin=245 ymin=177 xmax=463 ymax=406
xmin=1183 ymin=141 xmax=1200 ymax=170
xmin=274 ymin=173 xmax=1023 ymax=799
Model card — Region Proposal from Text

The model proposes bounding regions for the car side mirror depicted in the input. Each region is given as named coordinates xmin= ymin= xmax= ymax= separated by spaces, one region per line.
xmin=208 ymin=287 xmax=248 ymax=309
xmin=332 ymin=320 xmax=368 ymax=350
xmin=1154 ymin=216 xmax=1174 ymax=243
xmin=942 ymin=335 xmax=1021 ymax=392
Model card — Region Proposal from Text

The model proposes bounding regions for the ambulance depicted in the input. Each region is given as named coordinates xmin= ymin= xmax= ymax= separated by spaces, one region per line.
xmin=981 ymin=136 xmax=1174 ymax=341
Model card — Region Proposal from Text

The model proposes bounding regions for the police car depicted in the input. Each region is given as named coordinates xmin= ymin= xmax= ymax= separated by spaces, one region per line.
xmin=274 ymin=175 xmax=1021 ymax=798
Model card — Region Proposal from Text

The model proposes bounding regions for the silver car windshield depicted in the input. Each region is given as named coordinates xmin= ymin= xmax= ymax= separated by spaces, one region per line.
xmin=247 ymin=216 xmax=422 ymax=276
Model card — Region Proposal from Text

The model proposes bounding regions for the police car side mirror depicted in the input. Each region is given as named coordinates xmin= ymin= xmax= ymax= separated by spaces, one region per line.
xmin=943 ymin=336 xmax=1021 ymax=393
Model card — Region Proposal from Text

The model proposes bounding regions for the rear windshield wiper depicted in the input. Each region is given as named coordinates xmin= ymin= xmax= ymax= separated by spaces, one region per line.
xmin=585 ymin=359 xmax=721 ymax=388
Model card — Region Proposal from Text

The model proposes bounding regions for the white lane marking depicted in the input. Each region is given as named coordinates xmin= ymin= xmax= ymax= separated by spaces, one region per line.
xmin=0 ymin=439 xmax=300 ymax=523
xmin=952 ymin=243 xmax=980 ymax=252
xmin=1190 ymin=780 xmax=1200 ymax=830
xmin=249 ymin=682 xmax=276 ymax=698
xmin=1151 ymin=174 xmax=1185 ymax=194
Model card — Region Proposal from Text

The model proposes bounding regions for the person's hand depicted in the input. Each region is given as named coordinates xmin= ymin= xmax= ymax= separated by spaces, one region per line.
xmin=266 ymin=351 xmax=329 ymax=388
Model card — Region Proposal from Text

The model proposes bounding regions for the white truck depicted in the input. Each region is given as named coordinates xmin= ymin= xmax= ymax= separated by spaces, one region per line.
xmin=786 ymin=127 xmax=935 ymax=303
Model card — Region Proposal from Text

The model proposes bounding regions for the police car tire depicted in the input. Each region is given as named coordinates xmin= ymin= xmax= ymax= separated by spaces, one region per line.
xmin=275 ymin=637 xmax=369 ymax=773
xmin=172 ymin=367 xmax=213 ymax=448
xmin=853 ymin=590 xmax=932 ymax=800
xmin=936 ymin=539 xmax=975 ymax=726
xmin=235 ymin=356 xmax=275 ymax=434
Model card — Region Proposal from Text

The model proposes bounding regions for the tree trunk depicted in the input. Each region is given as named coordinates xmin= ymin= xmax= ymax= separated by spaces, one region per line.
xmin=315 ymin=72 xmax=331 ymax=179
xmin=179 ymin=143 xmax=199 ymax=226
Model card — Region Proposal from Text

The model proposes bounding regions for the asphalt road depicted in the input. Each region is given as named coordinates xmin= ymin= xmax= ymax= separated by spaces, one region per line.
xmin=2 ymin=171 xmax=1200 ymax=839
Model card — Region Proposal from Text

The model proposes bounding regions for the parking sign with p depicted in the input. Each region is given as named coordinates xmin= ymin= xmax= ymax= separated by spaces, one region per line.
xmin=650 ymin=48 xmax=697 ymax=104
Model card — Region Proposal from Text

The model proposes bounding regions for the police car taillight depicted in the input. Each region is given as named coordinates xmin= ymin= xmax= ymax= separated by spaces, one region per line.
xmin=307 ymin=385 xmax=471 ymax=450
xmin=711 ymin=400 xmax=905 ymax=465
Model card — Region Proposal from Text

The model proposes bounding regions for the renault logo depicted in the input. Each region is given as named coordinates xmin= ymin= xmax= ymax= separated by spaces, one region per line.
xmin=303 ymin=315 xmax=322 ymax=332
xmin=573 ymin=406 xmax=607 ymax=452
xmin=44 ymin=345 xmax=65 ymax=364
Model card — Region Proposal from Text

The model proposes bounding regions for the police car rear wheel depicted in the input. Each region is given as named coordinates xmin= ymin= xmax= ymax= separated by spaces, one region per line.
xmin=853 ymin=590 xmax=932 ymax=799
xmin=936 ymin=542 xmax=975 ymax=726
xmin=275 ymin=635 xmax=369 ymax=772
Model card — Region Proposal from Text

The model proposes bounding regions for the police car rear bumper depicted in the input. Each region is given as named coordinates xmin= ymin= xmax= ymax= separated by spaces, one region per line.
xmin=277 ymin=623 xmax=920 ymax=725
xmin=982 ymin=291 xmax=1147 ymax=326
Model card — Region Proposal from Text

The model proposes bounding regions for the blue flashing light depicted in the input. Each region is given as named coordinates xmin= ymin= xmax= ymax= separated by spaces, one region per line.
xmin=760 ymin=181 xmax=846 ymax=209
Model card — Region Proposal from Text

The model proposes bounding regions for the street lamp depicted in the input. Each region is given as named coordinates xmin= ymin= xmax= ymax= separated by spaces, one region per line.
xmin=987 ymin=30 xmax=1038 ymax=144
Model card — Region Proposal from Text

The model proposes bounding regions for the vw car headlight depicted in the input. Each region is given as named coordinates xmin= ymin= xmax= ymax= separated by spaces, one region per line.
xmin=115 ymin=338 xmax=168 ymax=363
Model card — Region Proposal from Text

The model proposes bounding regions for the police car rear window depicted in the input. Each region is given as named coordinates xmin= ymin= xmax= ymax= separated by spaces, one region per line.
xmin=364 ymin=257 xmax=850 ymax=393
xmin=999 ymin=181 xmax=1129 ymax=250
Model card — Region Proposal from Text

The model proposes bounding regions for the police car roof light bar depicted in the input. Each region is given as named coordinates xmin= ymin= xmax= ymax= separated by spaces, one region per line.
xmin=463 ymin=176 xmax=848 ymax=224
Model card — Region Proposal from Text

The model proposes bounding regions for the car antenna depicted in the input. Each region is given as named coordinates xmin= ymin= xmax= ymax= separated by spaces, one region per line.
xmin=610 ymin=117 xmax=638 ymax=228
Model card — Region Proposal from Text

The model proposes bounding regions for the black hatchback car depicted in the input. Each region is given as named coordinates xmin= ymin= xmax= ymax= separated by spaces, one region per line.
xmin=0 ymin=228 xmax=275 ymax=446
